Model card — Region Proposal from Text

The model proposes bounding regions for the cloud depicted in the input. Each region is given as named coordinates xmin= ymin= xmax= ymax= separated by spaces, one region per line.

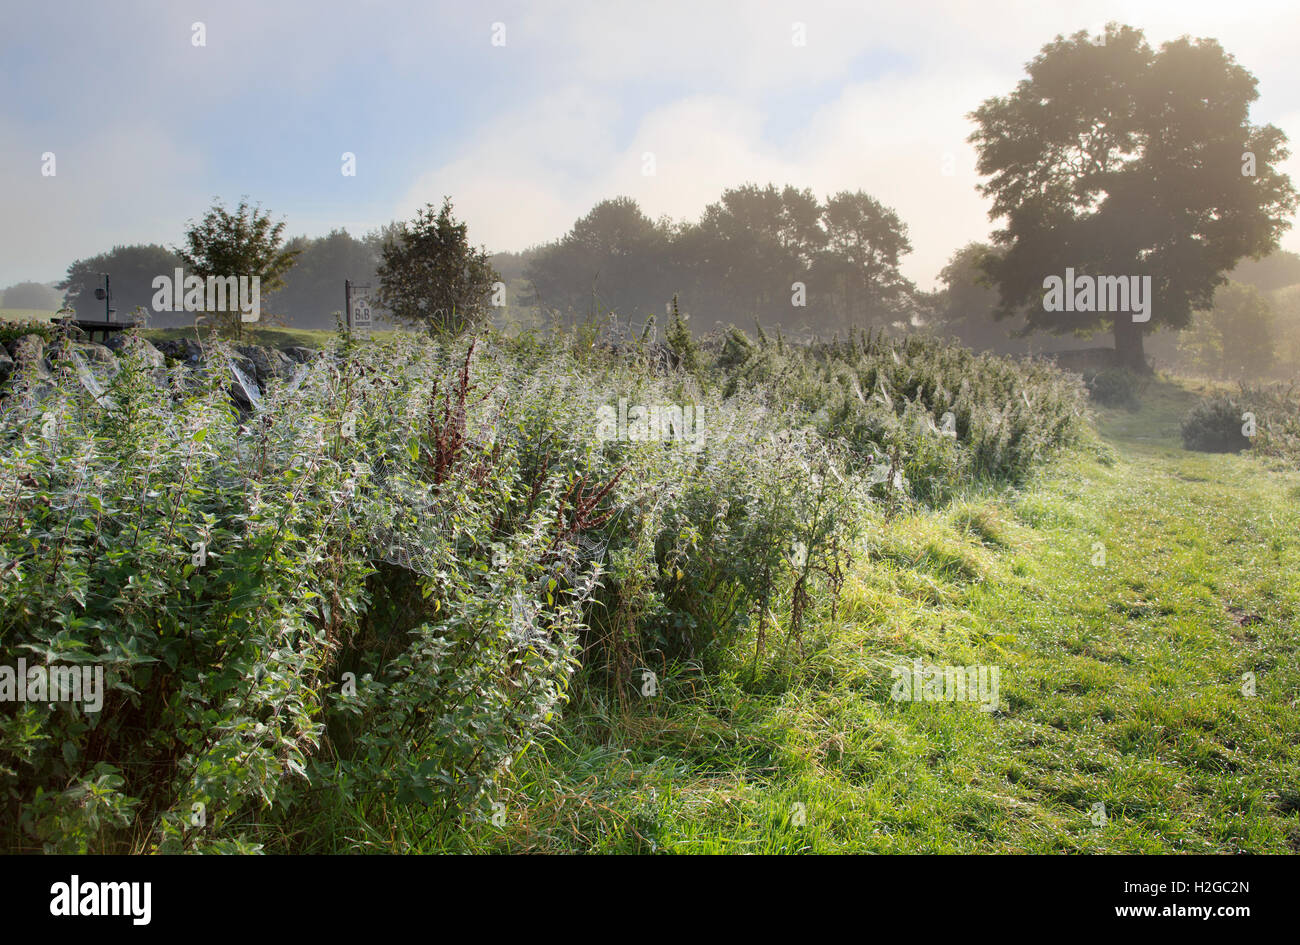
xmin=3 ymin=0 xmax=1299 ymax=289
xmin=390 ymin=0 xmax=1300 ymax=288
xmin=0 ymin=116 xmax=204 ymax=284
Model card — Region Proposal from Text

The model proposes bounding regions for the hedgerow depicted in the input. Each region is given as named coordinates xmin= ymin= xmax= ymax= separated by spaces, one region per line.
xmin=0 ymin=322 xmax=1085 ymax=851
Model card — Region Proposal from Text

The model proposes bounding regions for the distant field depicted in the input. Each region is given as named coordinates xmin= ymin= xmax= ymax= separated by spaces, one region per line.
xmin=140 ymin=325 xmax=401 ymax=348
xmin=0 ymin=311 xmax=406 ymax=349
xmin=0 ymin=308 xmax=59 ymax=323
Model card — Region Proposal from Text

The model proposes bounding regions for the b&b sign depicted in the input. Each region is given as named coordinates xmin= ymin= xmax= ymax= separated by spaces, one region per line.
xmin=349 ymin=288 xmax=373 ymax=340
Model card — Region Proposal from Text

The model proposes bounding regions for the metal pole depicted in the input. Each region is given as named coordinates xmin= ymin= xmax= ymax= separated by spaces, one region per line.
xmin=345 ymin=279 xmax=352 ymax=334
xmin=104 ymin=273 xmax=112 ymax=322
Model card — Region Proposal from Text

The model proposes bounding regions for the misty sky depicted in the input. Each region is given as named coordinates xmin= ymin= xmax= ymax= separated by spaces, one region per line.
xmin=3 ymin=0 xmax=1299 ymax=290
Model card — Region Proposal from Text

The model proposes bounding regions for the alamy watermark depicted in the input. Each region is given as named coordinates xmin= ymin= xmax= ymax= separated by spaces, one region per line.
xmin=50 ymin=875 xmax=150 ymax=925
xmin=1 ymin=659 xmax=104 ymax=712
xmin=596 ymin=399 xmax=706 ymax=447
xmin=890 ymin=659 xmax=1000 ymax=712
xmin=1042 ymin=268 xmax=1151 ymax=323
xmin=151 ymin=269 xmax=261 ymax=323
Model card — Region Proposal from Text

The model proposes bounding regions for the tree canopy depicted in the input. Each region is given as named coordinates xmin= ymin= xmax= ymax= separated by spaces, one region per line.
xmin=176 ymin=199 xmax=299 ymax=336
xmin=969 ymin=24 xmax=1298 ymax=369
xmin=524 ymin=184 xmax=916 ymax=336
xmin=57 ymin=244 xmax=184 ymax=325
xmin=377 ymin=198 xmax=499 ymax=335
xmin=270 ymin=229 xmax=382 ymax=329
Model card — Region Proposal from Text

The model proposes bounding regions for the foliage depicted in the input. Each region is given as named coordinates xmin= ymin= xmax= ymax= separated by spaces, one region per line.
xmin=1083 ymin=367 xmax=1141 ymax=409
xmin=524 ymin=184 xmax=916 ymax=336
xmin=524 ymin=197 xmax=672 ymax=320
xmin=57 ymin=244 xmax=184 ymax=325
xmin=0 ymin=333 xmax=585 ymax=850
xmin=969 ymin=24 xmax=1298 ymax=368
xmin=1181 ymin=393 xmax=1252 ymax=452
xmin=813 ymin=190 xmax=915 ymax=331
xmin=1235 ymin=383 xmax=1300 ymax=462
xmin=1181 ymin=381 xmax=1300 ymax=459
xmin=934 ymin=242 xmax=1034 ymax=355
xmin=1 ymin=282 xmax=63 ymax=311
xmin=270 ymin=229 xmax=383 ymax=329
xmin=176 ymin=199 xmax=300 ymax=338
xmin=377 ymin=199 xmax=499 ymax=335
xmin=0 ymin=321 xmax=57 ymax=346
xmin=0 ymin=320 xmax=1086 ymax=852
xmin=711 ymin=326 xmax=1087 ymax=504
xmin=1177 ymin=281 xmax=1276 ymax=378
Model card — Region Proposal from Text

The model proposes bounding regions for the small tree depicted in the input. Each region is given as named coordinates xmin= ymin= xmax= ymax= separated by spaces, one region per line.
xmin=176 ymin=199 xmax=298 ymax=338
xmin=377 ymin=198 xmax=499 ymax=335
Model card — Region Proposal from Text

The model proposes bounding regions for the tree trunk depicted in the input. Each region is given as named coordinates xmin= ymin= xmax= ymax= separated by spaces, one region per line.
xmin=1113 ymin=316 xmax=1149 ymax=373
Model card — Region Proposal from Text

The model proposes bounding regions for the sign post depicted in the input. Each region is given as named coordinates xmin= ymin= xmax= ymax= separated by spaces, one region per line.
xmin=345 ymin=281 xmax=373 ymax=340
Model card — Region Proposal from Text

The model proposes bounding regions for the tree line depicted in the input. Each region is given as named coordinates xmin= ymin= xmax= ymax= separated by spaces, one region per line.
xmin=31 ymin=23 xmax=1300 ymax=376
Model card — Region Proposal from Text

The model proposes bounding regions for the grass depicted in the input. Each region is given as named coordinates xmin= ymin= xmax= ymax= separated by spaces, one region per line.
xmin=433 ymin=374 xmax=1300 ymax=853
xmin=0 ymin=309 xmax=59 ymax=324
xmin=139 ymin=324 xmax=413 ymax=349
xmin=141 ymin=325 xmax=337 ymax=347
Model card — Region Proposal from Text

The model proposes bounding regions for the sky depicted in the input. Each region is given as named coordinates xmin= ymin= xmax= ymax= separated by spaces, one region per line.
xmin=2 ymin=0 xmax=1299 ymax=291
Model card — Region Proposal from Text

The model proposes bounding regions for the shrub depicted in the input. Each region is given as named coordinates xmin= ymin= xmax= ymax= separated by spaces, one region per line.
xmin=0 ymin=320 xmax=57 ymax=347
xmin=1233 ymin=383 xmax=1300 ymax=462
xmin=1083 ymin=367 xmax=1141 ymax=409
xmin=1181 ymin=393 xmax=1252 ymax=452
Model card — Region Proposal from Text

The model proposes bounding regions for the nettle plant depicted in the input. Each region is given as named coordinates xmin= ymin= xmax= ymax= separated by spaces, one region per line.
xmin=0 ymin=318 xmax=1087 ymax=851
xmin=717 ymin=328 xmax=1086 ymax=503
xmin=0 ymin=332 xmax=597 ymax=851
xmin=479 ymin=339 xmax=865 ymax=696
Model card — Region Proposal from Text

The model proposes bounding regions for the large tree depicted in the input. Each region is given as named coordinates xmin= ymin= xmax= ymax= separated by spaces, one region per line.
xmin=176 ymin=199 xmax=299 ymax=337
xmin=969 ymin=24 xmax=1297 ymax=370
xmin=377 ymin=198 xmax=498 ymax=335
xmin=813 ymin=190 xmax=914 ymax=332
xmin=524 ymin=197 xmax=670 ymax=319
xmin=684 ymin=183 xmax=826 ymax=329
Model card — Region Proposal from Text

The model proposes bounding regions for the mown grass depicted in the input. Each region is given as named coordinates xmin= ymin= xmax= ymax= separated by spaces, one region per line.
xmin=436 ymin=375 xmax=1300 ymax=853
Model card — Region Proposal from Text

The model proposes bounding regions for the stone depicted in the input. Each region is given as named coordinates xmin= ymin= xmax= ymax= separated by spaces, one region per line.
xmin=10 ymin=334 xmax=47 ymax=367
xmin=235 ymin=345 xmax=296 ymax=386
xmin=74 ymin=342 xmax=117 ymax=366
xmin=227 ymin=354 xmax=263 ymax=412
xmin=283 ymin=345 xmax=321 ymax=364
xmin=106 ymin=335 xmax=166 ymax=370
xmin=154 ymin=338 xmax=204 ymax=365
